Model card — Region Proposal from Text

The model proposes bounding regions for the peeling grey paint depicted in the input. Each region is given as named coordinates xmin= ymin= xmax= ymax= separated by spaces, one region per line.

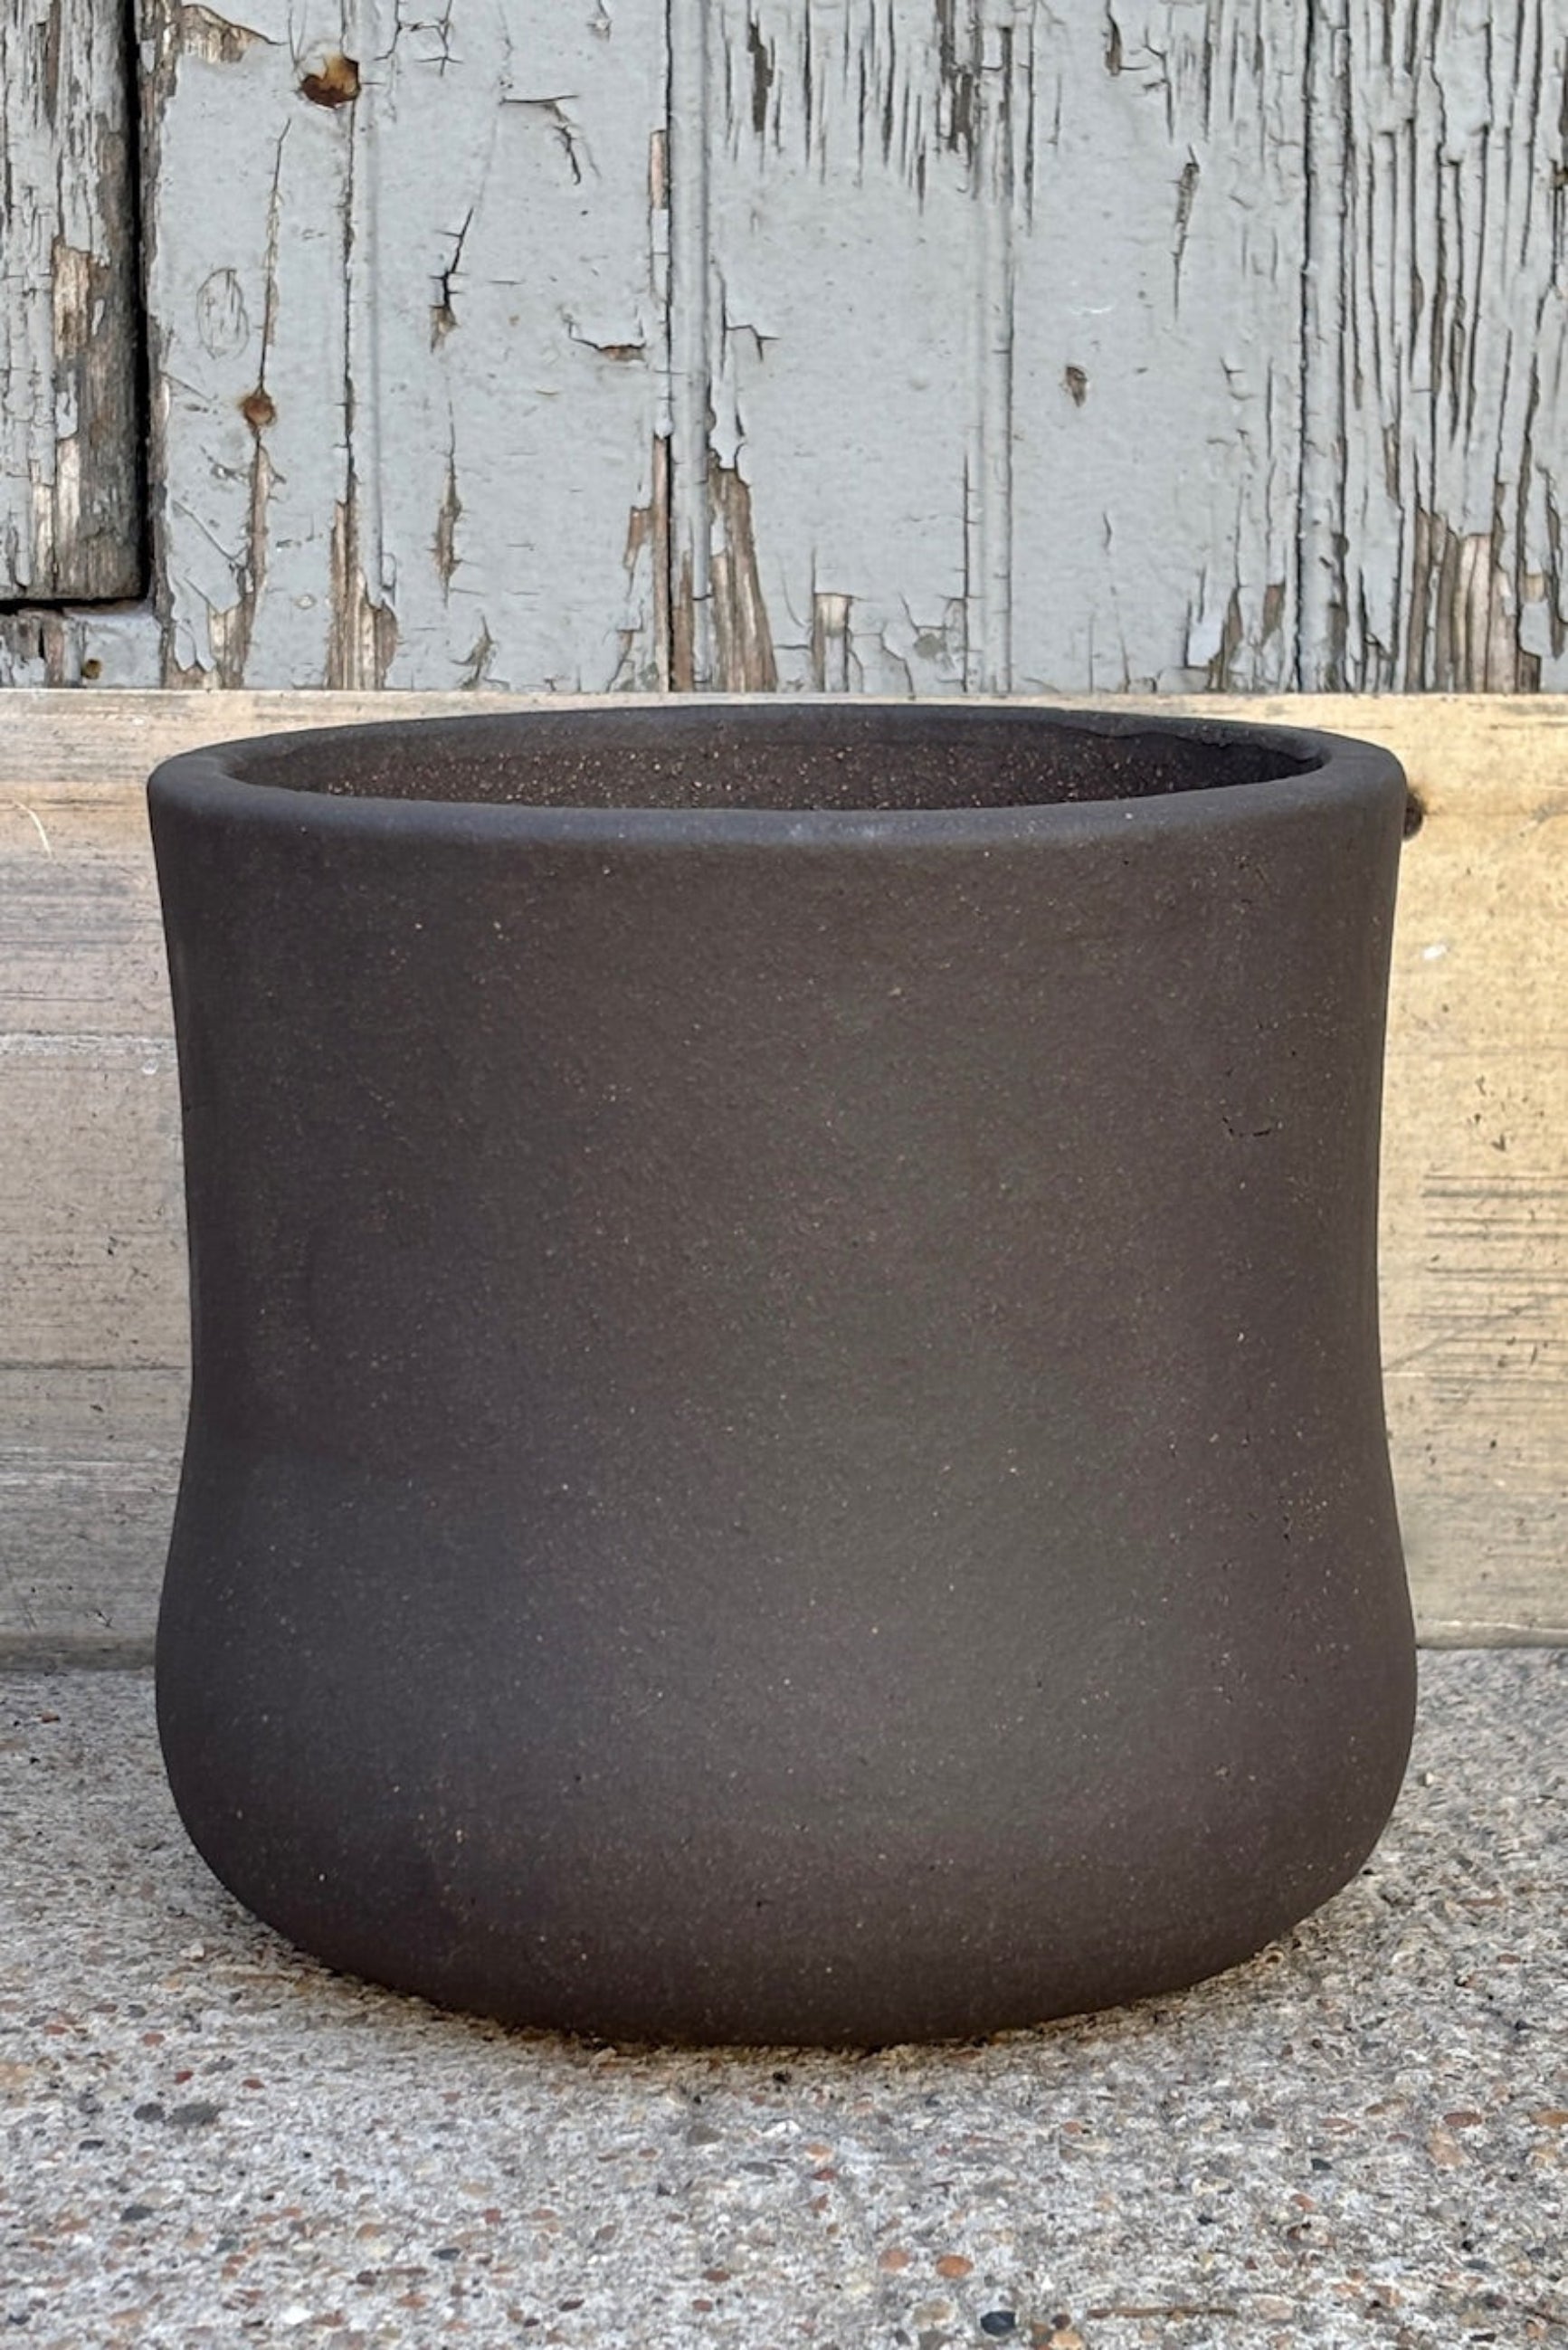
xmin=1006 ymin=0 xmax=1309 ymax=693
xmin=693 ymin=3 xmax=1310 ymax=698
xmin=1301 ymin=0 xmax=1568 ymax=691
xmin=696 ymin=0 xmax=984 ymax=694
xmin=140 ymin=0 xmax=665 ymax=690
xmin=1 ymin=0 xmax=142 ymax=599
xmin=6 ymin=0 xmax=1564 ymax=694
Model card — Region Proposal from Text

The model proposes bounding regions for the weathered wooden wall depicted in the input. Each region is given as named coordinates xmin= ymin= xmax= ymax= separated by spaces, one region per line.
xmin=2 ymin=691 xmax=1564 ymax=1661
xmin=0 ymin=0 xmax=142 ymax=604
xmin=107 ymin=0 xmax=1567 ymax=692
xmin=2 ymin=4 xmax=1565 ymax=690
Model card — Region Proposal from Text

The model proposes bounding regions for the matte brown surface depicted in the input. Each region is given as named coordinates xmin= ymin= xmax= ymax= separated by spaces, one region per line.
xmin=148 ymin=705 xmax=1414 ymax=2045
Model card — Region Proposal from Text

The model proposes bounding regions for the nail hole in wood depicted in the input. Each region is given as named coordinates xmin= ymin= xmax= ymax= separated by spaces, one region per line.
xmin=299 ymin=54 xmax=360 ymax=108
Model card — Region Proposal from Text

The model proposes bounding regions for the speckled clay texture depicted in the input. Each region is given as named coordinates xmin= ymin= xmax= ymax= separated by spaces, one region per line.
xmin=148 ymin=707 xmax=1413 ymax=2041
xmin=2 ymin=1652 xmax=1564 ymax=2349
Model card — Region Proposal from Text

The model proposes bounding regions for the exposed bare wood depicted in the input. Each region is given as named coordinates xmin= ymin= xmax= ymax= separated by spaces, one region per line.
xmin=1302 ymin=0 xmax=1568 ymax=690
xmin=0 ymin=0 xmax=143 ymax=598
xmin=0 ymin=690 xmax=1563 ymax=1651
xmin=0 ymin=688 xmax=573 ymax=788
xmin=0 ymin=1033 xmax=186 ymax=1368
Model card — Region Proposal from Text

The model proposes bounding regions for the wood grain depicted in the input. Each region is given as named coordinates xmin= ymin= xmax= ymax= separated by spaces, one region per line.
xmin=0 ymin=0 xmax=142 ymax=599
xmin=1302 ymin=0 xmax=1568 ymax=692
xmin=62 ymin=1 xmax=1562 ymax=692
xmin=0 ymin=690 xmax=1563 ymax=1651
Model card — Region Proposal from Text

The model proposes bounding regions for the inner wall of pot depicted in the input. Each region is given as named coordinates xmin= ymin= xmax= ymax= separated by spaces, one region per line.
xmin=231 ymin=706 xmax=1325 ymax=814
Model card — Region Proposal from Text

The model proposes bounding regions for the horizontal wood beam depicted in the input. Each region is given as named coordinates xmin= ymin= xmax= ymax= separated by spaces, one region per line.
xmin=1 ymin=690 xmax=1563 ymax=1652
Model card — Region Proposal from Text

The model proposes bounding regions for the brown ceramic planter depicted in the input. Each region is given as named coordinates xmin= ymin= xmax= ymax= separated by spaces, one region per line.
xmin=148 ymin=703 xmax=1415 ymax=2047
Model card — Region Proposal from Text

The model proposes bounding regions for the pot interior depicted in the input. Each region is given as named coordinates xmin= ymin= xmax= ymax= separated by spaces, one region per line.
xmin=231 ymin=705 xmax=1325 ymax=813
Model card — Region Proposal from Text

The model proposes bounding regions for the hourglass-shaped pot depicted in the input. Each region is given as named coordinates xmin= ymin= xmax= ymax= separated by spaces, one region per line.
xmin=149 ymin=703 xmax=1414 ymax=2046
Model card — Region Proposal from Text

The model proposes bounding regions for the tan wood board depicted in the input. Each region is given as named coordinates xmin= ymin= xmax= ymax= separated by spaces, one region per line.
xmin=0 ymin=691 xmax=1563 ymax=1651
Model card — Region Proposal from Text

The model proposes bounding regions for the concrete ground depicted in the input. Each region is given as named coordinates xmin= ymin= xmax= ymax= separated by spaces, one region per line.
xmin=1 ymin=1652 xmax=1564 ymax=2350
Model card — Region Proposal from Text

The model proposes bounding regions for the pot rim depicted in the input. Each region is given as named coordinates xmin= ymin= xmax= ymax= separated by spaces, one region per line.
xmin=147 ymin=699 xmax=1405 ymax=851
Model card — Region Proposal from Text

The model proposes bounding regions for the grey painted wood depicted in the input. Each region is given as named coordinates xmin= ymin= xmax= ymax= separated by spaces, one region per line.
xmin=127 ymin=2 xmax=1568 ymax=691
xmin=1009 ymin=2 xmax=1309 ymax=693
xmin=688 ymin=0 xmax=1564 ymax=695
xmin=1302 ymin=0 xmax=1568 ymax=691
xmin=0 ymin=0 xmax=142 ymax=599
xmin=690 ymin=2 xmax=1310 ymax=696
xmin=676 ymin=0 xmax=980 ymax=693
xmin=0 ymin=606 xmax=162 ymax=689
xmin=139 ymin=0 xmax=666 ymax=690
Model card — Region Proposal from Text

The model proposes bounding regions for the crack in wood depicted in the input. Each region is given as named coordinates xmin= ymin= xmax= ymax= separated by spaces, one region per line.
xmin=430 ymin=207 xmax=473 ymax=347
xmin=433 ymin=442 xmax=461 ymax=592
xmin=710 ymin=460 xmax=777 ymax=690
xmin=1302 ymin=0 xmax=1568 ymax=690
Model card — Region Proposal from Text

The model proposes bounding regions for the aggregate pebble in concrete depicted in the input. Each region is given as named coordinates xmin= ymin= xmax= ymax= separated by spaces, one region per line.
xmin=1 ymin=1653 xmax=1564 ymax=2349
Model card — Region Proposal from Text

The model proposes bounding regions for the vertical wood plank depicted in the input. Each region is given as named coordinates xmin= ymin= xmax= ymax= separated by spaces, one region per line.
xmin=1009 ymin=0 xmax=1309 ymax=692
xmin=1302 ymin=0 xmax=1568 ymax=690
xmin=686 ymin=0 xmax=983 ymax=693
xmin=140 ymin=0 xmax=665 ymax=689
xmin=689 ymin=1 xmax=1307 ymax=697
xmin=0 ymin=0 xmax=142 ymax=599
